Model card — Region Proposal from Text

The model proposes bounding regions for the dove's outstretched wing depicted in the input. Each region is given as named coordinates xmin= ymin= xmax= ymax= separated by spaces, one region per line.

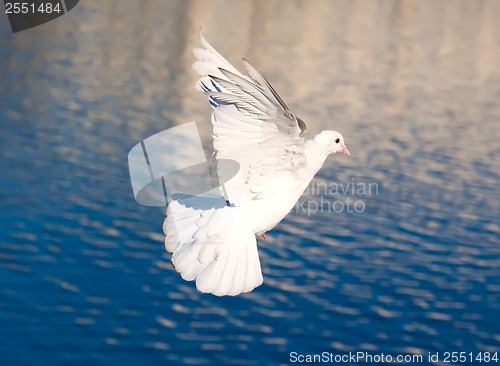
xmin=193 ymin=33 xmax=308 ymax=205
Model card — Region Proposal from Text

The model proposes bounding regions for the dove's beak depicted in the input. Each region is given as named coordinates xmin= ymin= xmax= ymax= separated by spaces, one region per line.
xmin=341 ymin=144 xmax=350 ymax=156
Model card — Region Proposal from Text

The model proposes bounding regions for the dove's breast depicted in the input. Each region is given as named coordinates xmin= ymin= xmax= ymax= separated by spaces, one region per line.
xmin=245 ymin=173 xmax=314 ymax=235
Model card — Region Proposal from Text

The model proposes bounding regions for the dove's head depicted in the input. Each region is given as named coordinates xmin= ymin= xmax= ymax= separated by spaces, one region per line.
xmin=315 ymin=130 xmax=350 ymax=156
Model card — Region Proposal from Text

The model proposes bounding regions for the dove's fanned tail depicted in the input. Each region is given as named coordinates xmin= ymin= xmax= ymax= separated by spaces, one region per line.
xmin=163 ymin=200 xmax=263 ymax=296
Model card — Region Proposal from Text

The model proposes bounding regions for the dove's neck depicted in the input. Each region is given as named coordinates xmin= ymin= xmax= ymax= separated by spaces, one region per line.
xmin=304 ymin=137 xmax=330 ymax=177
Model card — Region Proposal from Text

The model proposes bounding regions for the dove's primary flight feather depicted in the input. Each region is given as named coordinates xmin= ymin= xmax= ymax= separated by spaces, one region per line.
xmin=163 ymin=33 xmax=350 ymax=296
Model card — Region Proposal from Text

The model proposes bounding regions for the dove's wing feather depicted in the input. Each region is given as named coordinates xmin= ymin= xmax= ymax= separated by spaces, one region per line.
xmin=192 ymin=33 xmax=251 ymax=94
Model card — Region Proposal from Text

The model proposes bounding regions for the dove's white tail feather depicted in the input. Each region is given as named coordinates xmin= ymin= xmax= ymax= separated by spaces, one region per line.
xmin=163 ymin=200 xmax=263 ymax=296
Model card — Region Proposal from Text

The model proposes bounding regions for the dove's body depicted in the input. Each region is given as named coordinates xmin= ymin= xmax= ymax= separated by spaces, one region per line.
xmin=163 ymin=34 xmax=349 ymax=296
xmin=247 ymin=142 xmax=330 ymax=235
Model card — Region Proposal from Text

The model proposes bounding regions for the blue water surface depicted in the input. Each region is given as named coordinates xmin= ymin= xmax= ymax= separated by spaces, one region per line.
xmin=0 ymin=1 xmax=499 ymax=365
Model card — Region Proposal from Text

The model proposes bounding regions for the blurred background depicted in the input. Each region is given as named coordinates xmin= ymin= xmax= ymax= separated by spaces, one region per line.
xmin=0 ymin=0 xmax=499 ymax=365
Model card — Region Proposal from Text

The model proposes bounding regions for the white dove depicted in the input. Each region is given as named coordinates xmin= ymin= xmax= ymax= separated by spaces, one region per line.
xmin=163 ymin=33 xmax=350 ymax=296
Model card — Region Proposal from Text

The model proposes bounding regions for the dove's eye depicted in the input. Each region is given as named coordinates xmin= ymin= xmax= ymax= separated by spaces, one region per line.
xmin=335 ymin=138 xmax=340 ymax=143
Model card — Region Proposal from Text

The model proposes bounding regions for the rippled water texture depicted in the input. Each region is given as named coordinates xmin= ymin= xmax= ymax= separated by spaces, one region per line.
xmin=1 ymin=1 xmax=499 ymax=365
